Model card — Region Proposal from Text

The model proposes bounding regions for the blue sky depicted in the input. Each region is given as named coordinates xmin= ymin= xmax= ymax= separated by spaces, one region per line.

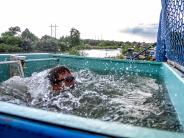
xmin=0 ymin=0 xmax=161 ymax=42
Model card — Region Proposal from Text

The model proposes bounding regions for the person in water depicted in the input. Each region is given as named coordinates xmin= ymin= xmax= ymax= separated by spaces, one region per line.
xmin=47 ymin=66 xmax=75 ymax=92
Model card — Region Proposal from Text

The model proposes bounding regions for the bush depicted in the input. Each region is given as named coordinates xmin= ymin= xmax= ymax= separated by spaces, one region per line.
xmin=68 ymin=48 xmax=80 ymax=56
xmin=1 ymin=36 xmax=22 ymax=45
xmin=0 ymin=43 xmax=23 ymax=53
xmin=117 ymin=54 xmax=125 ymax=59
xmin=35 ymin=37 xmax=59 ymax=52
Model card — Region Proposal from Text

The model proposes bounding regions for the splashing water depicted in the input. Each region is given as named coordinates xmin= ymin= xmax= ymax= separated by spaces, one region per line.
xmin=0 ymin=68 xmax=183 ymax=132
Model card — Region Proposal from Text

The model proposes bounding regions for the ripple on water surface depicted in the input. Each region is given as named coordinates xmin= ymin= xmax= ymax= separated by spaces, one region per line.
xmin=0 ymin=69 xmax=183 ymax=132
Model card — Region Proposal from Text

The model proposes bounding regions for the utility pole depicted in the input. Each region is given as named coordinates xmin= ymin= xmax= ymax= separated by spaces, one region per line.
xmin=53 ymin=24 xmax=58 ymax=38
xmin=49 ymin=24 xmax=58 ymax=38
xmin=49 ymin=24 xmax=53 ymax=37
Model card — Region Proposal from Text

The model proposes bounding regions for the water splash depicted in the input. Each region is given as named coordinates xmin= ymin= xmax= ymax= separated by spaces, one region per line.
xmin=0 ymin=68 xmax=182 ymax=132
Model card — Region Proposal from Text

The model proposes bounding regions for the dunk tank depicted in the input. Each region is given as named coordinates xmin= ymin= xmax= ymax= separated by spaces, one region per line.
xmin=0 ymin=0 xmax=184 ymax=138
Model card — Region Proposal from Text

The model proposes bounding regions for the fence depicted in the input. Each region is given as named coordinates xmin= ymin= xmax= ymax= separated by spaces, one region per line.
xmin=156 ymin=0 xmax=184 ymax=66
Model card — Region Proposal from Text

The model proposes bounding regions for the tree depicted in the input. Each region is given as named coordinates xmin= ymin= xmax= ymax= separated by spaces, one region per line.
xmin=21 ymin=28 xmax=38 ymax=52
xmin=8 ymin=26 xmax=21 ymax=36
xmin=70 ymin=28 xmax=80 ymax=47
xmin=0 ymin=37 xmax=3 ymax=44
xmin=58 ymin=41 xmax=69 ymax=51
xmin=35 ymin=35 xmax=59 ymax=52
xmin=1 ymin=26 xmax=22 ymax=46
xmin=0 ymin=43 xmax=23 ymax=53
xmin=21 ymin=28 xmax=38 ymax=42
xmin=0 ymin=26 xmax=23 ymax=53
xmin=1 ymin=31 xmax=14 ymax=37
xmin=21 ymin=40 xmax=32 ymax=52
xmin=58 ymin=36 xmax=70 ymax=51
xmin=1 ymin=34 xmax=22 ymax=45
xmin=41 ymin=35 xmax=53 ymax=40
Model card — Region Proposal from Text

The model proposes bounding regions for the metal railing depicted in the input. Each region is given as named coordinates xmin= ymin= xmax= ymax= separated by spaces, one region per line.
xmin=131 ymin=45 xmax=153 ymax=60
xmin=0 ymin=60 xmax=24 ymax=77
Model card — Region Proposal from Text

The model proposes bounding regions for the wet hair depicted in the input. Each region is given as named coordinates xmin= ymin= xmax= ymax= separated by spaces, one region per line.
xmin=48 ymin=66 xmax=71 ymax=85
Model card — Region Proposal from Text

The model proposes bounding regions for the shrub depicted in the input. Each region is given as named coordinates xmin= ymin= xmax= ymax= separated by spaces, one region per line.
xmin=0 ymin=43 xmax=23 ymax=53
xmin=68 ymin=48 xmax=80 ymax=56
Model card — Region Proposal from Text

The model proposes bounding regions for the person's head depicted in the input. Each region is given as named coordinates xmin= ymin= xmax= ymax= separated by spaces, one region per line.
xmin=48 ymin=66 xmax=75 ymax=92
